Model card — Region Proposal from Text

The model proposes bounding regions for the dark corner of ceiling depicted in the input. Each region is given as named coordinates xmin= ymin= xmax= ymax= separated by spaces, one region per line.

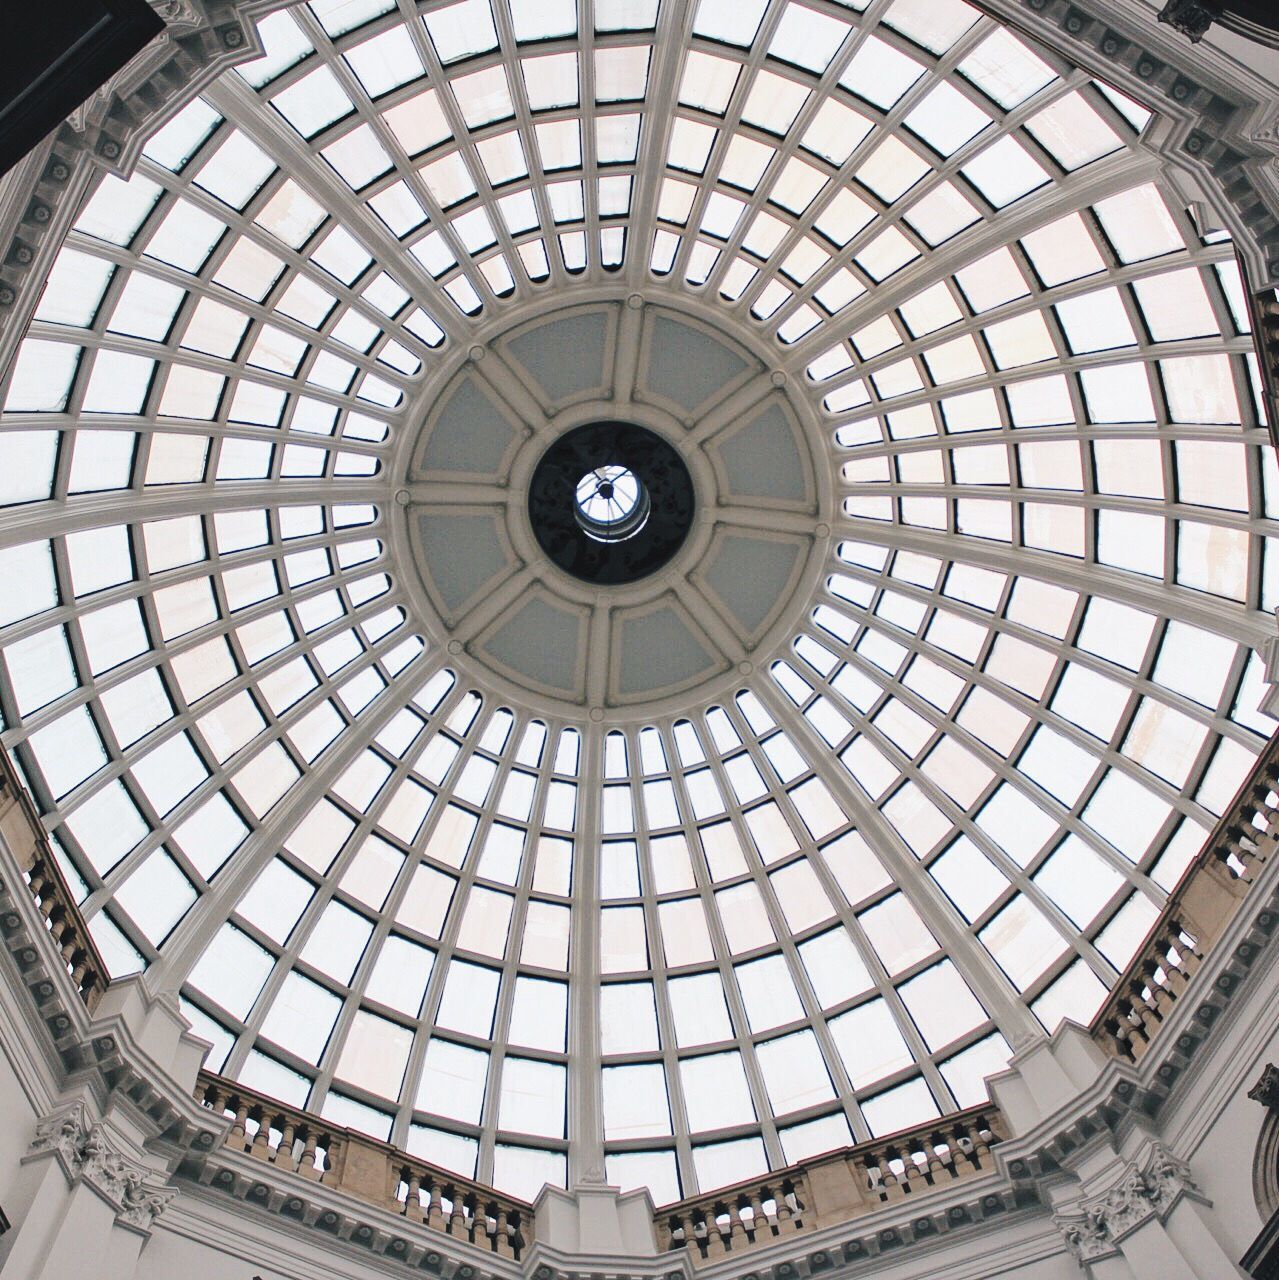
xmin=0 ymin=0 xmax=164 ymax=177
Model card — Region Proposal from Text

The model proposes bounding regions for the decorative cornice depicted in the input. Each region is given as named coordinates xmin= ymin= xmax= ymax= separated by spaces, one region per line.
xmin=1052 ymin=1145 xmax=1203 ymax=1263
xmin=975 ymin=0 xmax=1279 ymax=285
xmin=59 ymin=0 xmax=253 ymax=172
xmin=27 ymin=1100 xmax=178 ymax=1235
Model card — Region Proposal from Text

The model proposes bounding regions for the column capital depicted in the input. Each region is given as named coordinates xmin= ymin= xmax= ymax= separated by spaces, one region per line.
xmin=24 ymin=1099 xmax=179 ymax=1238
xmin=1052 ymin=1143 xmax=1204 ymax=1265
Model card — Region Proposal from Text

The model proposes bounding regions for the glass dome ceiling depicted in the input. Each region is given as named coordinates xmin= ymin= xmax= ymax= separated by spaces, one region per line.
xmin=1 ymin=0 xmax=1277 ymax=1209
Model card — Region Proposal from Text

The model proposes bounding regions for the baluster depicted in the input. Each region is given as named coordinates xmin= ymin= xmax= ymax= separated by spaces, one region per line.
xmin=404 ymin=1171 xmax=423 ymax=1222
xmin=494 ymin=1208 xmax=510 ymax=1256
xmin=298 ymin=1128 xmax=321 ymax=1179
xmin=748 ymin=1192 xmax=765 ymax=1240
xmin=970 ymin=1122 xmax=993 ymax=1168
xmin=926 ymin=1135 xmax=947 ymax=1184
xmin=674 ymin=1212 xmax=694 ymax=1253
xmin=426 ymin=1178 xmax=445 ymax=1230
xmin=727 ymin=1200 xmax=748 ymax=1249
xmin=699 ymin=1209 xmax=722 ymax=1257
xmin=250 ymin=1111 xmax=272 ymax=1160
xmin=1124 ymin=986 xmax=1156 ymax=1052
xmin=27 ymin=865 xmax=48 ymax=902
xmin=276 ymin=1120 xmax=296 ymax=1169
xmin=448 ymin=1188 xmax=467 ymax=1237
xmin=229 ymin=1100 xmax=250 ymax=1149
xmin=692 ymin=1211 xmax=710 ymax=1256
xmin=882 ymin=1154 xmax=906 ymax=1202
xmin=775 ymin=1184 xmax=794 ymax=1226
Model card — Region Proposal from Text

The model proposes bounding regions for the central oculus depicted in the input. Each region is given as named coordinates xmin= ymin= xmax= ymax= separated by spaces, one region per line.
xmin=529 ymin=421 xmax=695 ymax=585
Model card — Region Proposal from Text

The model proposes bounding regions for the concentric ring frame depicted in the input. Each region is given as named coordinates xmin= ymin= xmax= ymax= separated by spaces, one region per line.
xmin=391 ymin=286 xmax=834 ymax=722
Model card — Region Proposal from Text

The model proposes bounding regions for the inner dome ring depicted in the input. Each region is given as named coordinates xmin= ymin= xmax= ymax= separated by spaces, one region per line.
xmin=391 ymin=293 xmax=833 ymax=721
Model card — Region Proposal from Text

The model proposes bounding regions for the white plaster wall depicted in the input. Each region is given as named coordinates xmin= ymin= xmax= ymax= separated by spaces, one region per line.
xmin=136 ymin=1197 xmax=408 ymax=1280
xmin=1177 ymin=1018 xmax=1279 ymax=1260
xmin=989 ymin=1257 xmax=1082 ymax=1280
xmin=0 ymin=1033 xmax=40 ymax=1270
xmin=1144 ymin=919 xmax=1279 ymax=1268
xmin=134 ymin=1225 xmax=289 ymax=1280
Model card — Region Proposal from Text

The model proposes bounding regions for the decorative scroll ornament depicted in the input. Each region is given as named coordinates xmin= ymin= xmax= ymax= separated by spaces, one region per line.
xmin=152 ymin=0 xmax=205 ymax=27
xmin=28 ymin=1101 xmax=177 ymax=1234
xmin=28 ymin=1101 xmax=96 ymax=1168
xmin=1053 ymin=1146 xmax=1202 ymax=1264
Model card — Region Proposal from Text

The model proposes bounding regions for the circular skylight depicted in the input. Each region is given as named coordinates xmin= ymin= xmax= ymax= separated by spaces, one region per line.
xmin=575 ymin=464 xmax=646 ymax=538
xmin=0 ymin=0 xmax=1275 ymax=1211
xmin=525 ymin=416 xmax=695 ymax=586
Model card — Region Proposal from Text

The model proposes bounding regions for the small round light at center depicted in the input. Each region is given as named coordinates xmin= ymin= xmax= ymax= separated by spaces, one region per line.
xmin=574 ymin=464 xmax=650 ymax=542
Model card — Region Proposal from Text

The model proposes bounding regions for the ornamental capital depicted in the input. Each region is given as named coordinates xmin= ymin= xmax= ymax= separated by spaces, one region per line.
xmin=1053 ymin=1145 xmax=1201 ymax=1264
xmin=1157 ymin=0 xmax=1223 ymax=43
xmin=27 ymin=1101 xmax=177 ymax=1235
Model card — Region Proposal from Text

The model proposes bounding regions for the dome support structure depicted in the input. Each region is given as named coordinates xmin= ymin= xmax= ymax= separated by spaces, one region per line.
xmin=1 ymin=0 xmax=1279 ymax=1264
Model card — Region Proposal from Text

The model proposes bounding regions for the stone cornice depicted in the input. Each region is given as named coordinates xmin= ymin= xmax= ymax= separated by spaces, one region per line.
xmin=0 ymin=0 xmax=285 ymax=352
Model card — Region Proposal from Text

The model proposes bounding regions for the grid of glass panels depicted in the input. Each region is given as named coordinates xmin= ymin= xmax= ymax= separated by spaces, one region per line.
xmin=0 ymin=0 xmax=1276 ymax=1209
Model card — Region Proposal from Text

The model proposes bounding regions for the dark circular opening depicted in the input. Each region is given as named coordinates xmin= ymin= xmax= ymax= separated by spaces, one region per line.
xmin=530 ymin=422 xmax=694 ymax=585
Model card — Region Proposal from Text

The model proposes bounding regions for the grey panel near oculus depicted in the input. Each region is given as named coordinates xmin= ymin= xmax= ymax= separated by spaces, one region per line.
xmin=618 ymin=608 xmax=716 ymax=694
xmin=506 ymin=312 xmax=608 ymax=403
xmin=480 ymin=597 xmax=582 ymax=693
xmin=415 ymin=378 xmax=517 ymax=476
xmin=416 ymin=513 xmax=509 ymax=612
xmin=704 ymin=537 xmax=802 ymax=635
xmin=715 ymin=404 xmax=807 ymax=501
xmin=645 ymin=316 xmax=750 ymax=411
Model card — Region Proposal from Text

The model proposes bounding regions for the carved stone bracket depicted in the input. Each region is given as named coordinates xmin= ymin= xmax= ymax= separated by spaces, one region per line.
xmin=1053 ymin=1145 xmax=1204 ymax=1264
xmin=26 ymin=1101 xmax=178 ymax=1236
xmin=1158 ymin=0 xmax=1223 ymax=43
xmin=1252 ymin=1064 xmax=1279 ymax=1110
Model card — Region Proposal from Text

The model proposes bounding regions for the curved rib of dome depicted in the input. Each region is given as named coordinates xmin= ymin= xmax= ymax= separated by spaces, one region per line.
xmin=0 ymin=0 xmax=1275 ymax=1209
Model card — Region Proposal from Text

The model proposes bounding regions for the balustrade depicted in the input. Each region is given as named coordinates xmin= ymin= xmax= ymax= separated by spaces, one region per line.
xmin=0 ymin=752 xmax=107 ymax=1010
xmin=1092 ymin=737 xmax=1279 ymax=1061
xmin=658 ymin=1176 xmax=808 ymax=1259
xmin=5 ymin=722 xmax=1279 ymax=1263
xmin=659 ymin=1106 xmax=1003 ymax=1261
xmin=194 ymin=1076 xmax=341 ymax=1181
xmin=194 ymin=1071 xmax=526 ymax=1258
xmin=852 ymin=1107 xmax=1003 ymax=1207
xmin=393 ymin=1158 xmax=524 ymax=1257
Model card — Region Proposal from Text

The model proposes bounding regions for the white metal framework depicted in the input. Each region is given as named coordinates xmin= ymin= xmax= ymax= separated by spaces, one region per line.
xmin=0 ymin=0 xmax=1276 ymax=1211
